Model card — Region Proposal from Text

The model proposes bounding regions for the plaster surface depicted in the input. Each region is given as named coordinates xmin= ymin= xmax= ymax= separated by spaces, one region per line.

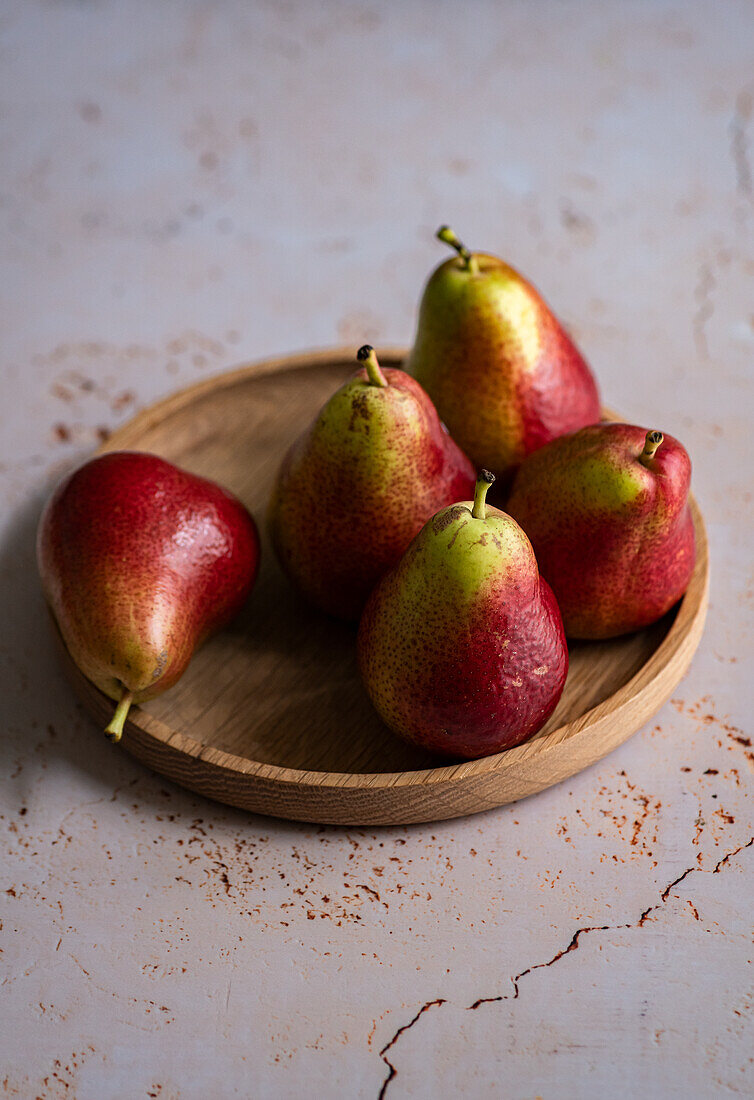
xmin=1 ymin=2 xmax=752 ymax=1097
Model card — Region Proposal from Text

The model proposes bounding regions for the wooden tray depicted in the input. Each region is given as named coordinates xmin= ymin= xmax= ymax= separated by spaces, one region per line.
xmin=60 ymin=348 xmax=709 ymax=825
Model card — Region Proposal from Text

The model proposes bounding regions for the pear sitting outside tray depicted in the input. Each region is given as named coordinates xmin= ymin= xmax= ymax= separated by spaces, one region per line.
xmin=268 ymin=345 xmax=476 ymax=620
xmin=37 ymin=451 xmax=260 ymax=742
xmin=407 ymin=227 xmax=601 ymax=485
xmin=358 ymin=471 xmax=568 ymax=759
xmin=507 ymin=424 xmax=696 ymax=639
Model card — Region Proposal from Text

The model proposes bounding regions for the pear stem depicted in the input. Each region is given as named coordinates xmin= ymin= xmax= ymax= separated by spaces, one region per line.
xmin=436 ymin=225 xmax=479 ymax=275
xmin=472 ymin=470 xmax=496 ymax=519
xmin=357 ymin=344 xmax=388 ymax=388
xmin=640 ymin=430 xmax=664 ymax=465
xmin=104 ymin=687 xmax=134 ymax=744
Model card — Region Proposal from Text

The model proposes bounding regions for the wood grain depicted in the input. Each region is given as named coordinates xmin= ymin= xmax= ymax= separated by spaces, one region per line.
xmin=56 ymin=348 xmax=710 ymax=824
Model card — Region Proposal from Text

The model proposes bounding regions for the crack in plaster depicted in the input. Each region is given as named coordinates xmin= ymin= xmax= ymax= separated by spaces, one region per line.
xmin=374 ymin=837 xmax=753 ymax=1097
xmin=377 ymin=999 xmax=446 ymax=1100
xmin=709 ymin=835 xmax=754 ymax=872
xmin=470 ymin=837 xmax=754 ymax=1010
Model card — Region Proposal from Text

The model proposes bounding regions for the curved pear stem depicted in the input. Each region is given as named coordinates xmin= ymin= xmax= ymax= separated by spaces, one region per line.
xmin=357 ymin=344 xmax=388 ymax=388
xmin=640 ymin=430 xmax=664 ymax=466
xmin=472 ymin=470 xmax=496 ymax=519
xmin=104 ymin=687 xmax=134 ymax=744
xmin=436 ymin=225 xmax=479 ymax=275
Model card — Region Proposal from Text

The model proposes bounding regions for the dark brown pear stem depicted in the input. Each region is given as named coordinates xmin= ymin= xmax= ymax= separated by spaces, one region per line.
xmin=640 ymin=430 xmax=664 ymax=465
xmin=436 ymin=225 xmax=479 ymax=275
xmin=357 ymin=344 xmax=388 ymax=388
xmin=472 ymin=469 xmax=495 ymax=519
xmin=104 ymin=687 xmax=134 ymax=744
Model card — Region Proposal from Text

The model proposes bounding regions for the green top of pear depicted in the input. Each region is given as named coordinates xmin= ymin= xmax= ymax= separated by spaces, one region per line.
xmin=301 ymin=353 xmax=422 ymax=485
xmin=421 ymin=226 xmax=545 ymax=370
xmin=399 ymin=470 xmax=539 ymax=604
xmin=567 ymin=451 xmax=648 ymax=510
xmin=531 ymin=428 xmax=665 ymax=514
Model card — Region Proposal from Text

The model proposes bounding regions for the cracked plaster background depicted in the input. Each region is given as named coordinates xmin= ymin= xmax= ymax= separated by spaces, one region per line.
xmin=0 ymin=2 xmax=752 ymax=1097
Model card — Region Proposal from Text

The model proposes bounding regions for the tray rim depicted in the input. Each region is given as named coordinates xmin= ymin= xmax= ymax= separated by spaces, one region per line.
xmin=84 ymin=346 xmax=710 ymax=794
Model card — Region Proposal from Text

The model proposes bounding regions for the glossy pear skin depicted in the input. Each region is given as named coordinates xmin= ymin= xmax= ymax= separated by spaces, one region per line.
xmin=407 ymin=253 xmax=601 ymax=482
xmin=268 ymin=367 xmax=476 ymax=620
xmin=38 ymin=451 xmax=260 ymax=704
xmin=358 ymin=502 xmax=568 ymax=759
xmin=506 ymin=424 xmax=695 ymax=639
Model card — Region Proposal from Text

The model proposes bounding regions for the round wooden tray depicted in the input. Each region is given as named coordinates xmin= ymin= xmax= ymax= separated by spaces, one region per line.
xmin=60 ymin=348 xmax=709 ymax=825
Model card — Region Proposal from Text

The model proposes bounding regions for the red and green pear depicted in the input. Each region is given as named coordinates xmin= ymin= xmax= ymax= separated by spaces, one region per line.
xmin=506 ymin=424 xmax=695 ymax=639
xmin=358 ymin=471 xmax=568 ymax=759
xmin=407 ymin=226 xmax=601 ymax=484
xmin=268 ymin=346 xmax=476 ymax=620
xmin=37 ymin=451 xmax=260 ymax=741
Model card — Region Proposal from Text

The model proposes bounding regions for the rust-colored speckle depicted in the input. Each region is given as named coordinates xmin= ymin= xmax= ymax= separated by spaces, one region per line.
xmin=51 ymin=382 xmax=74 ymax=402
xmin=111 ymin=390 xmax=135 ymax=412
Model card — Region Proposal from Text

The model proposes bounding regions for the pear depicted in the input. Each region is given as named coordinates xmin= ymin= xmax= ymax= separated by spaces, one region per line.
xmin=506 ymin=424 xmax=696 ymax=639
xmin=38 ymin=451 xmax=260 ymax=741
xmin=357 ymin=471 xmax=568 ymax=759
xmin=268 ymin=345 xmax=476 ymax=620
xmin=406 ymin=226 xmax=601 ymax=484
